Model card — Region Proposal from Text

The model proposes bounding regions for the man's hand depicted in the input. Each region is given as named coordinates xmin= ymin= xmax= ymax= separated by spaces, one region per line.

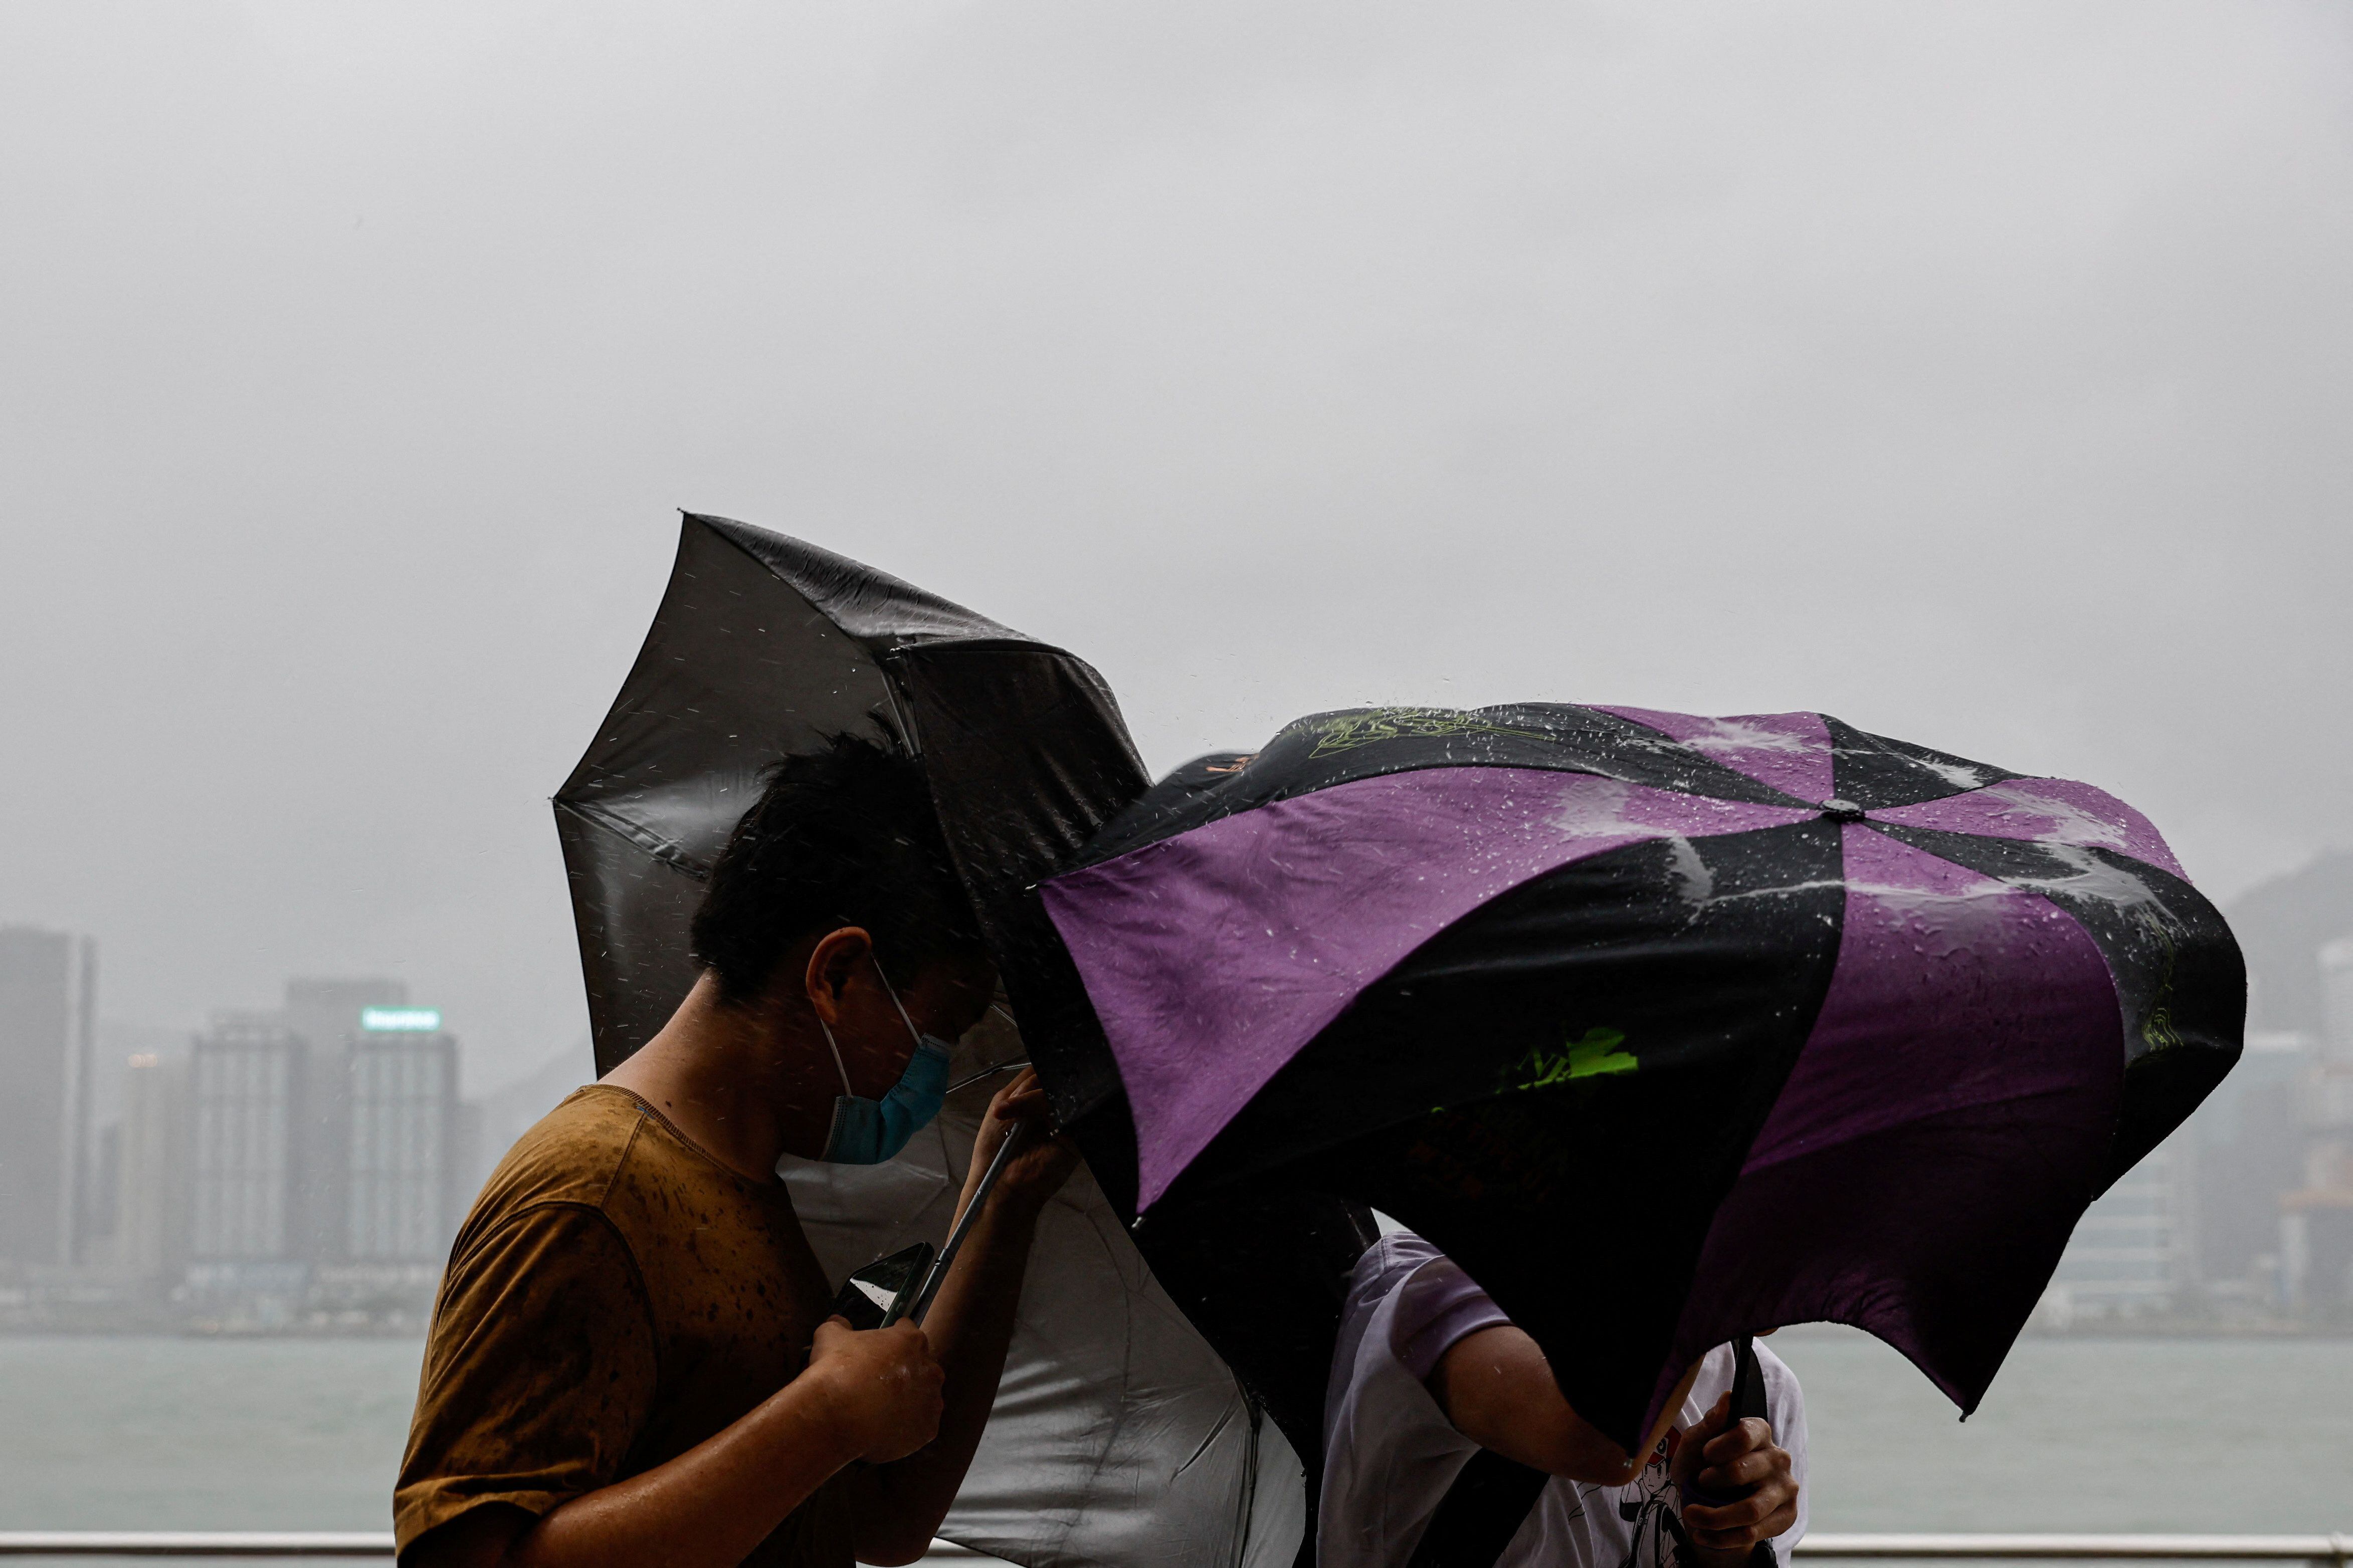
xmin=1671 ymin=1392 xmax=1800 ymax=1563
xmin=805 ymin=1317 xmax=945 ymax=1463
xmin=967 ymin=1067 xmax=1079 ymax=1214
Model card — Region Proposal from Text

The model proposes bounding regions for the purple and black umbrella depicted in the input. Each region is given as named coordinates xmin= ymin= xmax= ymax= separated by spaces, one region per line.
xmin=1040 ymin=703 xmax=2243 ymax=1451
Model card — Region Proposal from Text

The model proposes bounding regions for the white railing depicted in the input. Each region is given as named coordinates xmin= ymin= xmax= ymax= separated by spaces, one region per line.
xmin=0 ymin=1540 xmax=394 ymax=1558
xmin=0 ymin=1535 xmax=2342 ymax=1564
xmin=1801 ymin=1541 xmax=2353 ymax=1565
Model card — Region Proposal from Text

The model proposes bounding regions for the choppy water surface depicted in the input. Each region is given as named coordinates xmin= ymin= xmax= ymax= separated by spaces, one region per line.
xmin=1771 ymin=1327 xmax=2353 ymax=1532
xmin=0 ymin=1336 xmax=424 ymax=1531
xmin=0 ymin=1329 xmax=2345 ymax=1534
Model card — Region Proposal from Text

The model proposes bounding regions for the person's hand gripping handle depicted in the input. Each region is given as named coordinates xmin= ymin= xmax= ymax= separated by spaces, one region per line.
xmin=1672 ymin=1338 xmax=1800 ymax=1563
xmin=889 ymin=1064 xmax=1076 ymax=1327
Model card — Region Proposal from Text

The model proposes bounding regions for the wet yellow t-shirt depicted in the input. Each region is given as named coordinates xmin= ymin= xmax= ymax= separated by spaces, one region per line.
xmin=396 ymin=1085 xmax=855 ymax=1566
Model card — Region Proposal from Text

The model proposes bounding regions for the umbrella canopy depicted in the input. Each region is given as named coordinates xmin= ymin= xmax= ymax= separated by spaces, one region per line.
xmin=554 ymin=512 xmax=1144 ymax=1074
xmin=1041 ymin=703 xmax=2244 ymax=1449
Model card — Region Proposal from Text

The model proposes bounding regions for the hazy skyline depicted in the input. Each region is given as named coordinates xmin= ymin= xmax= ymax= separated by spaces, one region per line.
xmin=5 ymin=3 xmax=2348 ymax=1090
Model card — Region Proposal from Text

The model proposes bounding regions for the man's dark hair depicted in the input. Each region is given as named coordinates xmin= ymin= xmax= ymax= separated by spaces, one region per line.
xmin=689 ymin=734 xmax=987 ymax=1004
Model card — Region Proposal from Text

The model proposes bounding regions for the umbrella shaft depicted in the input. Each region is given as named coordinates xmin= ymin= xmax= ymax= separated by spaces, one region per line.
xmin=899 ymin=1120 xmax=1033 ymax=1326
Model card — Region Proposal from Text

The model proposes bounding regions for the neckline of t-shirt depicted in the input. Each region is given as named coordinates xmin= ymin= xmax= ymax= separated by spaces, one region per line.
xmin=572 ymin=1083 xmax=792 ymax=1197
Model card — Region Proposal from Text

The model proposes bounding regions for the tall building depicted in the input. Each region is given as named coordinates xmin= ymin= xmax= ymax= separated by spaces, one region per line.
xmin=284 ymin=979 xmax=410 ymax=1065
xmin=178 ymin=980 xmax=451 ymax=1303
xmin=2044 ymin=1127 xmax=2195 ymax=1321
xmin=346 ymin=1012 xmax=459 ymax=1262
xmin=0 ymin=926 xmax=96 ymax=1267
xmin=188 ymin=1015 xmax=307 ymax=1264
xmin=2193 ymin=1031 xmax=2311 ymax=1296
xmin=283 ymin=978 xmax=409 ymax=1263
xmin=2281 ymin=940 xmax=2353 ymax=1312
xmin=114 ymin=1053 xmax=189 ymax=1281
xmin=2323 ymin=937 xmax=2353 ymax=1065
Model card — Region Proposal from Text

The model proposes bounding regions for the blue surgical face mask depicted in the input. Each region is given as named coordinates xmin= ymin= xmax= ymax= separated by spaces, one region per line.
xmin=816 ymin=964 xmax=954 ymax=1166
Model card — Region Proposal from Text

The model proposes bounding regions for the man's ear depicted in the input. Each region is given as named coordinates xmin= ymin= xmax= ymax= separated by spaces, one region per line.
xmin=803 ymin=927 xmax=874 ymax=1026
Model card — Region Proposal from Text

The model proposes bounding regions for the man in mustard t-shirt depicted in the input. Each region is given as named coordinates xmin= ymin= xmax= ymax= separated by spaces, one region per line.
xmin=396 ymin=736 xmax=1077 ymax=1568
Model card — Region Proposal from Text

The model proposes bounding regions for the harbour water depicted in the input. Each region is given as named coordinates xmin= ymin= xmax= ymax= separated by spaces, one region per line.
xmin=0 ymin=1328 xmax=2346 ymax=1536
xmin=1769 ymin=1328 xmax=2353 ymax=1532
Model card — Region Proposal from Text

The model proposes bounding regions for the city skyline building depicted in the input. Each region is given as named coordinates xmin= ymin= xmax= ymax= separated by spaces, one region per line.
xmin=171 ymin=982 xmax=466 ymax=1318
xmin=2322 ymin=938 xmax=2353 ymax=1066
xmin=187 ymin=1014 xmax=307 ymax=1265
xmin=2046 ymin=1128 xmax=2196 ymax=1321
xmin=49 ymin=973 xmax=476 ymax=1324
xmin=345 ymin=1016 xmax=459 ymax=1263
xmin=282 ymin=977 xmax=410 ymax=1264
xmin=2193 ymin=1030 xmax=2312 ymax=1301
xmin=0 ymin=925 xmax=96 ymax=1268
xmin=113 ymin=1053 xmax=188 ymax=1281
xmin=2281 ymin=941 xmax=2353 ymax=1311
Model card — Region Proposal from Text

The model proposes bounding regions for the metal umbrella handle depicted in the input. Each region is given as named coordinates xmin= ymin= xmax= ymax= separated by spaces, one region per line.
xmin=889 ymin=1116 xmax=1037 ymax=1327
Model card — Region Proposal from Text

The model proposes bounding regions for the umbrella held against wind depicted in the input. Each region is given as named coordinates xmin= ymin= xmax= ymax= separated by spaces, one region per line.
xmin=551 ymin=516 xmax=2245 ymax=1565
xmin=1041 ymin=702 xmax=2243 ymax=1452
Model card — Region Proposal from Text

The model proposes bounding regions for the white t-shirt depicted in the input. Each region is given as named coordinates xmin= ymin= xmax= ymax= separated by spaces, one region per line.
xmin=1319 ymin=1233 xmax=1809 ymax=1568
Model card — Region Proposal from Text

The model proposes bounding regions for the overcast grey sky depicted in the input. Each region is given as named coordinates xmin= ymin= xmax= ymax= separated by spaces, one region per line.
xmin=4 ymin=2 xmax=2347 ymax=1092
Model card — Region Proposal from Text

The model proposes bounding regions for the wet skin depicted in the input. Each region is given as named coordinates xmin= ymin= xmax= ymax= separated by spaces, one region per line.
xmin=409 ymin=927 xmax=1078 ymax=1568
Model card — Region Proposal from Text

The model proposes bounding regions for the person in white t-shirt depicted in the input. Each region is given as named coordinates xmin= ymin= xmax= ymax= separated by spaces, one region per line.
xmin=1320 ymin=1230 xmax=1807 ymax=1568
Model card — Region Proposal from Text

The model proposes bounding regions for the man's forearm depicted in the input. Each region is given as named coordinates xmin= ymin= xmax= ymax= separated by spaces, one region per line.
xmin=856 ymin=1191 xmax=1041 ymax=1560
xmin=496 ymin=1375 xmax=864 ymax=1568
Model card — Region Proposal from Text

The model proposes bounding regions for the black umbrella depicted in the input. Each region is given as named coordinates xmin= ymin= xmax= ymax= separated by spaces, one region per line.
xmin=553 ymin=513 xmax=1144 ymax=1073
xmin=555 ymin=515 xmax=1350 ymax=1565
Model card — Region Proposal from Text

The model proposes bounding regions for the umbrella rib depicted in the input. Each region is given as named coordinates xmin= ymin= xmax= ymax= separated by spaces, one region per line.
xmin=554 ymin=799 xmax=713 ymax=881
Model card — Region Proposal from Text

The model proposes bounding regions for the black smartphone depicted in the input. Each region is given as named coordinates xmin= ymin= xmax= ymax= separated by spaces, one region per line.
xmin=830 ymin=1242 xmax=936 ymax=1331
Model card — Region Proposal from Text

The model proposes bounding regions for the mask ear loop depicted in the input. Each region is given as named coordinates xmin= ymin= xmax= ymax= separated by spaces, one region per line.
xmin=816 ymin=1015 xmax=855 ymax=1097
xmin=874 ymin=960 xmax=927 ymax=1048
xmin=821 ymin=948 xmax=947 ymax=1104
